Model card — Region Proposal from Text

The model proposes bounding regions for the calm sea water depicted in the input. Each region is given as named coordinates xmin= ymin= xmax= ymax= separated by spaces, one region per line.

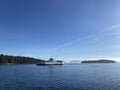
xmin=0 ymin=64 xmax=120 ymax=90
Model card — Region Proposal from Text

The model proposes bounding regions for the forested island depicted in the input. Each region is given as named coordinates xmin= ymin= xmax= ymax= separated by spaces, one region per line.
xmin=0 ymin=54 xmax=44 ymax=65
xmin=81 ymin=59 xmax=116 ymax=63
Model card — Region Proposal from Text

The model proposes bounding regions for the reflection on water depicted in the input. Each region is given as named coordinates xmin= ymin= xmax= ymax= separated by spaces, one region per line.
xmin=0 ymin=64 xmax=120 ymax=90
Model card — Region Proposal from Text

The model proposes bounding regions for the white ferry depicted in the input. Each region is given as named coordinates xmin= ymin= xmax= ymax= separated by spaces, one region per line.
xmin=37 ymin=58 xmax=64 ymax=65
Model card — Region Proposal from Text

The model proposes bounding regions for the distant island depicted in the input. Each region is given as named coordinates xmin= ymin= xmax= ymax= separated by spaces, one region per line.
xmin=0 ymin=54 xmax=44 ymax=65
xmin=81 ymin=59 xmax=116 ymax=63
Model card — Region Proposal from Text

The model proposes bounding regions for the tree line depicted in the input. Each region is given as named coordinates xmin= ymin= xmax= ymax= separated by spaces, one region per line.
xmin=0 ymin=54 xmax=44 ymax=64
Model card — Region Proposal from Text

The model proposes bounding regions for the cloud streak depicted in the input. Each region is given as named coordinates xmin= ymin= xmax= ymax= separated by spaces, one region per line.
xmin=51 ymin=24 xmax=120 ymax=52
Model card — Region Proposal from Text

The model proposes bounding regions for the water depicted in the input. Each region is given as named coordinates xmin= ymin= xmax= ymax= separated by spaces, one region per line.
xmin=0 ymin=64 xmax=120 ymax=90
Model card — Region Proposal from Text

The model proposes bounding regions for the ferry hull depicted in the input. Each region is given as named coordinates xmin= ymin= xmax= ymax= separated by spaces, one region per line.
xmin=37 ymin=62 xmax=64 ymax=65
xmin=36 ymin=63 xmax=64 ymax=65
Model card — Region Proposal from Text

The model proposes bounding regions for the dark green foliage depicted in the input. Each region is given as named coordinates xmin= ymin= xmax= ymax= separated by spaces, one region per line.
xmin=0 ymin=54 xmax=44 ymax=65
xmin=81 ymin=59 xmax=116 ymax=63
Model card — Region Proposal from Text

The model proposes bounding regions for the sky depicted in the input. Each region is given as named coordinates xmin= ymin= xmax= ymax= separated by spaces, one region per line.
xmin=0 ymin=0 xmax=120 ymax=62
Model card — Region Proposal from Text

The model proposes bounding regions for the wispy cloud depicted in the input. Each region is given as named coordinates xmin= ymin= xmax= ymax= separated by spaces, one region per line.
xmin=51 ymin=24 xmax=120 ymax=52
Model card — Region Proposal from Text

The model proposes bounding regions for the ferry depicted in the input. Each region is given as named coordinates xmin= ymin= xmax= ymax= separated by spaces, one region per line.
xmin=36 ymin=58 xmax=64 ymax=65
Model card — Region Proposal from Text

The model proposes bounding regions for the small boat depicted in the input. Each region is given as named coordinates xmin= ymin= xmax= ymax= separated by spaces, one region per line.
xmin=36 ymin=58 xmax=64 ymax=65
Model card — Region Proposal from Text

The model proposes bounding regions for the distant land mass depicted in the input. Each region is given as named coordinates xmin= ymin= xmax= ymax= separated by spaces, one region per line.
xmin=0 ymin=54 xmax=44 ymax=65
xmin=67 ymin=60 xmax=81 ymax=65
xmin=81 ymin=59 xmax=116 ymax=63
xmin=70 ymin=60 xmax=81 ymax=63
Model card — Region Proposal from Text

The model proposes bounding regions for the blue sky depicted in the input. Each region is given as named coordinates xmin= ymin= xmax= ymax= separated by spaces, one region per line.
xmin=0 ymin=0 xmax=120 ymax=62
